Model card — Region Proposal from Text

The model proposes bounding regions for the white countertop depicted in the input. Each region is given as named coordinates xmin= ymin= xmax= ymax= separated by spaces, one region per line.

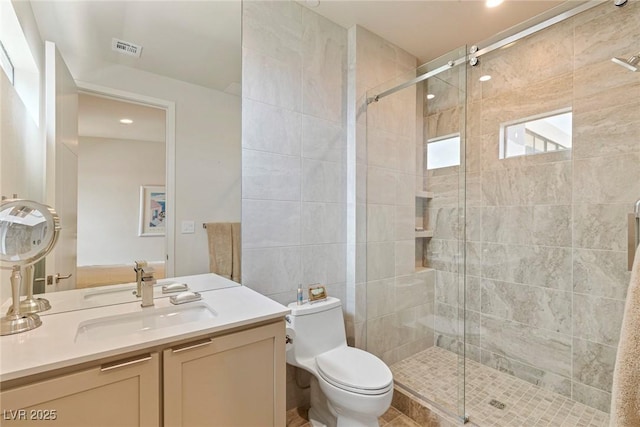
xmin=0 ymin=275 xmax=289 ymax=383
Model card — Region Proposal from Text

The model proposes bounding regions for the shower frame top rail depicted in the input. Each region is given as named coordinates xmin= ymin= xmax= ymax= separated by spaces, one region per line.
xmin=368 ymin=0 xmax=602 ymax=104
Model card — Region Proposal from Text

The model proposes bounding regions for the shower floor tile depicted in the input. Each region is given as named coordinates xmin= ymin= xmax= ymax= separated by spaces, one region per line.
xmin=391 ymin=347 xmax=610 ymax=427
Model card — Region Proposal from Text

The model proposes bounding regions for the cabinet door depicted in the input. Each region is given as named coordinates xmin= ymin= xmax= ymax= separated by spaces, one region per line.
xmin=1 ymin=353 xmax=160 ymax=427
xmin=164 ymin=321 xmax=285 ymax=427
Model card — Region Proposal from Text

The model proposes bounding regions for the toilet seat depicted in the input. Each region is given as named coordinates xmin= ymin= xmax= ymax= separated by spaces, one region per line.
xmin=315 ymin=347 xmax=393 ymax=396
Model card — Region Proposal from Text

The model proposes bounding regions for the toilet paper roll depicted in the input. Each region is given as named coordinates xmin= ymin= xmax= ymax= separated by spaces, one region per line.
xmin=285 ymin=328 xmax=295 ymax=352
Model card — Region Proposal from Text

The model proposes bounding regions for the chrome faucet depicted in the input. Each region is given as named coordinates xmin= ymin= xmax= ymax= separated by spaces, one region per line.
xmin=133 ymin=260 xmax=148 ymax=298
xmin=140 ymin=269 xmax=156 ymax=308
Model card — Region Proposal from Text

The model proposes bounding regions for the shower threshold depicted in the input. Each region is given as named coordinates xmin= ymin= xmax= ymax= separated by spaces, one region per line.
xmin=391 ymin=347 xmax=609 ymax=427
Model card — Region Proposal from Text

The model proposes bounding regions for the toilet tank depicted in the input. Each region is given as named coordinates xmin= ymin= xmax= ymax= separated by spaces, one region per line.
xmin=287 ymin=297 xmax=347 ymax=365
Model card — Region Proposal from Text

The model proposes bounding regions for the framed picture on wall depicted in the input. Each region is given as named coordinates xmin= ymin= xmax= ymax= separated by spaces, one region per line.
xmin=139 ymin=185 xmax=166 ymax=236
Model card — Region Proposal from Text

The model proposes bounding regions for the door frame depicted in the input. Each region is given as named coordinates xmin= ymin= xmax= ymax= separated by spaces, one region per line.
xmin=75 ymin=81 xmax=177 ymax=277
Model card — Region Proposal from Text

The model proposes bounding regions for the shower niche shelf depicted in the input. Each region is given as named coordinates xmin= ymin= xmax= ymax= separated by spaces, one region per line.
xmin=416 ymin=191 xmax=433 ymax=199
xmin=415 ymin=230 xmax=433 ymax=238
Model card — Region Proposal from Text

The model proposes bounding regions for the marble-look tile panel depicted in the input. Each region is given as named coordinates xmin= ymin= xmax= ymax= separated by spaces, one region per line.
xmin=301 ymin=202 xmax=345 ymax=245
xmin=395 ymin=240 xmax=416 ymax=277
xmin=434 ymin=302 xmax=462 ymax=342
xmin=355 ymin=281 xmax=366 ymax=323
xmin=301 ymin=8 xmax=346 ymax=124
xmin=242 ymin=47 xmax=302 ymax=112
xmin=425 ymin=69 xmax=463 ymax=114
xmin=466 ymin=275 xmax=482 ymax=313
xmin=366 ymin=278 xmax=395 ymax=320
xmin=480 ymin=350 xmax=572 ymax=398
xmin=427 ymin=207 xmax=461 ymax=241
xmin=481 ymin=243 xmax=572 ymax=291
xmin=573 ymin=248 xmax=630 ymax=300
xmin=572 ymin=338 xmax=616 ymax=393
xmin=481 ymin=316 xmax=572 ymax=378
xmin=533 ymin=205 xmax=572 ymax=247
xmin=301 ymin=243 xmax=346 ymax=286
xmin=367 ymin=166 xmax=398 ymax=205
xmin=572 ymin=101 xmax=640 ymax=160
xmin=479 ymin=21 xmax=573 ymax=99
xmin=480 ymin=279 xmax=572 ymax=334
xmin=481 ymin=73 xmax=572 ymax=135
xmin=424 ymin=174 xmax=461 ymax=208
xmin=466 ymin=206 xmax=482 ymax=243
xmin=367 ymin=128 xmax=398 ymax=170
xmin=366 ymin=241 xmax=396 ymax=281
xmin=425 ymin=107 xmax=462 ymax=141
xmin=480 ymin=131 xmax=572 ymax=173
xmin=302 ymin=158 xmax=344 ymax=203
xmin=571 ymin=382 xmax=612 ymax=414
xmin=573 ymin=0 xmax=640 ymax=69
xmin=242 ymin=150 xmax=300 ymax=201
xmin=396 ymin=135 xmax=416 ymax=175
xmin=395 ymin=270 xmax=435 ymax=311
xmin=425 ymin=239 xmax=461 ymax=273
xmin=481 ymin=161 xmax=572 ymax=207
xmin=573 ymin=153 xmax=640 ymax=204
xmin=466 ymin=241 xmax=482 ymax=277
xmin=367 ymin=204 xmax=396 ymax=242
xmin=482 ymin=206 xmax=533 ymax=245
xmin=434 ymin=270 xmax=458 ymax=307
xmin=242 ymin=99 xmax=301 ymax=156
xmin=395 ymin=205 xmax=415 ymax=241
xmin=395 ymin=173 xmax=416 ymax=207
xmin=573 ymin=59 xmax=640 ymax=115
xmin=302 ymin=114 xmax=344 ymax=163
xmin=242 ymin=246 xmax=302 ymax=296
xmin=356 ymin=202 xmax=366 ymax=244
xmin=242 ymin=199 xmax=300 ymax=248
xmin=573 ymin=204 xmax=628 ymax=252
xmin=367 ymin=313 xmax=399 ymax=358
xmin=242 ymin=0 xmax=302 ymax=62
xmin=573 ymin=294 xmax=625 ymax=347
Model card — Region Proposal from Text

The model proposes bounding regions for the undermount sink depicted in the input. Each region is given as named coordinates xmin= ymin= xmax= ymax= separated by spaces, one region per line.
xmin=75 ymin=303 xmax=216 ymax=343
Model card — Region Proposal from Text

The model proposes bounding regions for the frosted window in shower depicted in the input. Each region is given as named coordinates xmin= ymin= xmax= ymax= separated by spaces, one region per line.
xmin=426 ymin=134 xmax=460 ymax=170
xmin=500 ymin=109 xmax=572 ymax=159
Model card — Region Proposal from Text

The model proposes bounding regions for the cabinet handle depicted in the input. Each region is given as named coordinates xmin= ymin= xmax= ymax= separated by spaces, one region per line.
xmin=100 ymin=354 xmax=152 ymax=372
xmin=171 ymin=338 xmax=212 ymax=353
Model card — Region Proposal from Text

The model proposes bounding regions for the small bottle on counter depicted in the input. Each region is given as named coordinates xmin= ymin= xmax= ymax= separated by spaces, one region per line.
xmin=297 ymin=285 xmax=304 ymax=305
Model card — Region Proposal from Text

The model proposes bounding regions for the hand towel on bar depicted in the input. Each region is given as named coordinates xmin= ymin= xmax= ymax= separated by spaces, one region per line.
xmin=610 ymin=247 xmax=640 ymax=426
xmin=206 ymin=223 xmax=233 ymax=280
xmin=231 ymin=222 xmax=241 ymax=283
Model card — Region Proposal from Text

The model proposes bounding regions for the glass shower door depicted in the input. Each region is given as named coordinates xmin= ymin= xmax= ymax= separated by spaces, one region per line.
xmin=363 ymin=45 xmax=468 ymax=422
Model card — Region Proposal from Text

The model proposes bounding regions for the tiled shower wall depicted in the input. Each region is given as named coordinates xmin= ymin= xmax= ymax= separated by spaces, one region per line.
xmin=240 ymin=0 xmax=347 ymax=410
xmin=428 ymin=2 xmax=640 ymax=412
xmin=351 ymin=27 xmax=438 ymax=366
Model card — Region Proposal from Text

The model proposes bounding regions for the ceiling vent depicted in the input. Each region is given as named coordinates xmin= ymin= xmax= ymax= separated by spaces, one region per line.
xmin=111 ymin=38 xmax=142 ymax=58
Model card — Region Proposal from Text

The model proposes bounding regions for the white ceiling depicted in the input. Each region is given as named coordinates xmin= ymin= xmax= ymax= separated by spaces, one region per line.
xmin=308 ymin=0 xmax=571 ymax=63
xmin=31 ymin=0 xmax=582 ymax=142
xmin=78 ymin=94 xmax=166 ymax=143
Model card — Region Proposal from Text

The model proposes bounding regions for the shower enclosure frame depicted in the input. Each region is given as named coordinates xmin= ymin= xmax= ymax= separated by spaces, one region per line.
xmin=364 ymin=0 xmax=612 ymax=423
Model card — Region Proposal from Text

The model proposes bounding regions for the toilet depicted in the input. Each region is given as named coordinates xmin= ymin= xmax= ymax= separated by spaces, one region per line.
xmin=286 ymin=297 xmax=393 ymax=427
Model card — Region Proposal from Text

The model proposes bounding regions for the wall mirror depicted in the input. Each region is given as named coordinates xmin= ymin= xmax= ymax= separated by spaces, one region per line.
xmin=3 ymin=0 xmax=241 ymax=306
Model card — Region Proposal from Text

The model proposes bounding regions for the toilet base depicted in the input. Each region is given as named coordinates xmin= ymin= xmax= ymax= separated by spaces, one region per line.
xmin=308 ymin=377 xmax=382 ymax=427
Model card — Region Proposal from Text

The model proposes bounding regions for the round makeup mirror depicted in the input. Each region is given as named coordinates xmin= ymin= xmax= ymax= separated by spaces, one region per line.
xmin=1 ymin=199 xmax=61 ymax=335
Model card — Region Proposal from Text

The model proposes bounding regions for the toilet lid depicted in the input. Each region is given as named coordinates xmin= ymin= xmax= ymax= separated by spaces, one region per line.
xmin=315 ymin=347 xmax=393 ymax=395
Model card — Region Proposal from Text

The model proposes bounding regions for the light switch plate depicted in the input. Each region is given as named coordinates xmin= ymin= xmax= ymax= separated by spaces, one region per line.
xmin=181 ymin=220 xmax=195 ymax=234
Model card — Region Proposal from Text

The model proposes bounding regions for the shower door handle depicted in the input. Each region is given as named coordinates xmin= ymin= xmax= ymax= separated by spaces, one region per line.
xmin=629 ymin=199 xmax=640 ymax=271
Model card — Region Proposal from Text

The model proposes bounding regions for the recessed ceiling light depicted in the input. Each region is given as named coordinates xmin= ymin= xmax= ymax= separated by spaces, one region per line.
xmin=486 ymin=0 xmax=504 ymax=8
xmin=120 ymin=118 xmax=133 ymax=124
xmin=479 ymin=75 xmax=492 ymax=82
xmin=426 ymin=94 xmax=435 ymax=100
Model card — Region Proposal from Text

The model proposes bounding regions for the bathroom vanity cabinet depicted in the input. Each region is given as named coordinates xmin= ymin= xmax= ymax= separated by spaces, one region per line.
xmin=0 ymin=281 xmax=289 ymax=427
xmin=0 ymin=320 xmax=285 ymax=427
xmin=0 ymin=352 xmax=161 ymax=426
